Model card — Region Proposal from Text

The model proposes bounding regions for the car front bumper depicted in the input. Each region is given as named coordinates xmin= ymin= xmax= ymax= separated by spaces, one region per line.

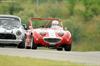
xmin=0 ymin=39 xmax=22 ymax=44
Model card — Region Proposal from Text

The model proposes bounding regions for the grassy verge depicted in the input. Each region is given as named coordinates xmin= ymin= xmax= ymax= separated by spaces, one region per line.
xmin=0 ymin=55 xmax=93 ymax=66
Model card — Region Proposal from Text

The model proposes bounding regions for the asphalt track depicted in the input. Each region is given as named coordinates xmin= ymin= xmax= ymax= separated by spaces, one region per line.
xmin=0 ymin=47 xmax=100 ymax=65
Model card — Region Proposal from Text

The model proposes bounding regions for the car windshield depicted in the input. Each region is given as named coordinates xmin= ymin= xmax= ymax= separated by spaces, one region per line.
xmin=0 ymin=18 xmax=21 ymax=28
xmin=31 ymin=20 xmax=62 ymax=28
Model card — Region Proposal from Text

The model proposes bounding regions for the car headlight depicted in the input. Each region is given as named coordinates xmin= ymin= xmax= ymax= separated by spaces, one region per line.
xmin=58 ymin=32 xmax=64 ymax=36
xmin=16 ymin=30 xmax=22 ymax=36
xmin=40 ymin=31 xmax=46 ymax=36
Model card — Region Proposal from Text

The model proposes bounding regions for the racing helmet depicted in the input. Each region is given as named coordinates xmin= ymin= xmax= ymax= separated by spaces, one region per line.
xmin=51 ymin=20 xmax=59 ymax=25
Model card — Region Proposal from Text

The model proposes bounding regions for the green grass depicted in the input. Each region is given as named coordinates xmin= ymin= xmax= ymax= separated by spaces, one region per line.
xmin=0 ymin=55 xmax=93 ymax=66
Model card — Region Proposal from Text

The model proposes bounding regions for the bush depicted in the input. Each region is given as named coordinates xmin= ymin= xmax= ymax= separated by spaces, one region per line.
xmin=63 ymin=19 xmax=81 ymax=43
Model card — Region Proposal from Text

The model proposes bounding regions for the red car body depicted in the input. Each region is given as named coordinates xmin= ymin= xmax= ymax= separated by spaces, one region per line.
xmin=25 ymin=18 xmax=72 ymax=51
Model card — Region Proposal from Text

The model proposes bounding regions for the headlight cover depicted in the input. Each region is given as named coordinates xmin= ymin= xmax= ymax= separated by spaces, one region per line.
xmin=57 ymin=32 xmax=64 ymax=37
xmin=40 ymin=31 xmax=46 ymax=36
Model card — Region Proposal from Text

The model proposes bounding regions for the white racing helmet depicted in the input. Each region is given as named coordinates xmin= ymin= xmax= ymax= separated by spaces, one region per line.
xmin=51 ymin=20 xmax=59 ymax=25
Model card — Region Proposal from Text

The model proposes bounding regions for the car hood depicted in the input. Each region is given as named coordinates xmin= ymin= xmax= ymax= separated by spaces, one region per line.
xmin=1 ymin=25 xmax=19 ymax=30
xmin=34 ymin=28 xmax=65 ymax=37
xmin=34 ymin=28 xmax=63 ymax=32
xmin=0 ymin=27 xmax=19 ymax=34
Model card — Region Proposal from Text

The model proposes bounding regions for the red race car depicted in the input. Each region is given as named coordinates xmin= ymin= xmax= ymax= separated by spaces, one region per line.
xmin=25 ymin=18 xmax=72 ymax=51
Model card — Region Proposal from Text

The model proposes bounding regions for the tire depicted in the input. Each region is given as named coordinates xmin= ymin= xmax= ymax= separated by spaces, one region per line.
xmin=17 ymin=39 xmax=25 ymax=49
xmin=26 ymin=46 xmax=31 ymax=49
xmin=64 ymin=45 xmax=71 ymax=51
xmin=32 ymin=38 xmax=37 ymax=49
xmin=57 ymin=47 xmax=63 ymax=51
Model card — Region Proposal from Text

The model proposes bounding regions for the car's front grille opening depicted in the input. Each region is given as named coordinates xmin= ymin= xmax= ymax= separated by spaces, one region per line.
xmin=44 ymin=38 xmax=61 ymax=43
xmin=0 ymin=33 xmax=16 ymax=39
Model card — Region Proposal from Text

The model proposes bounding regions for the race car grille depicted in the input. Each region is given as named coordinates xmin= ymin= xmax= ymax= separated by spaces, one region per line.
xmin=0 ymin=33 xmax=16 ymax=39
xmin=44 ymin=38 xmax=61 ymax=43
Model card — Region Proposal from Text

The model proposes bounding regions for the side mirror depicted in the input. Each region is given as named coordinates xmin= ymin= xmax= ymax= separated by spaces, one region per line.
xmin=23 ymin=24 xmax=27 ymax=30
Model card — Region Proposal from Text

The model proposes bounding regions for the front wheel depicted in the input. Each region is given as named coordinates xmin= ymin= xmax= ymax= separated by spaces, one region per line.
xmin=64 ymin=45 xmax=71 ymax=51
xmin=17 ymin=39 xmax=25 ymax=49
xmin=32 ymin=38 xmax=37 ymax=49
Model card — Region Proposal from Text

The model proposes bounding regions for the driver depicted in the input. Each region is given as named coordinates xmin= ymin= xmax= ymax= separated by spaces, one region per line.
xmin=51 ymin=20 xmax=62 ymax=28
